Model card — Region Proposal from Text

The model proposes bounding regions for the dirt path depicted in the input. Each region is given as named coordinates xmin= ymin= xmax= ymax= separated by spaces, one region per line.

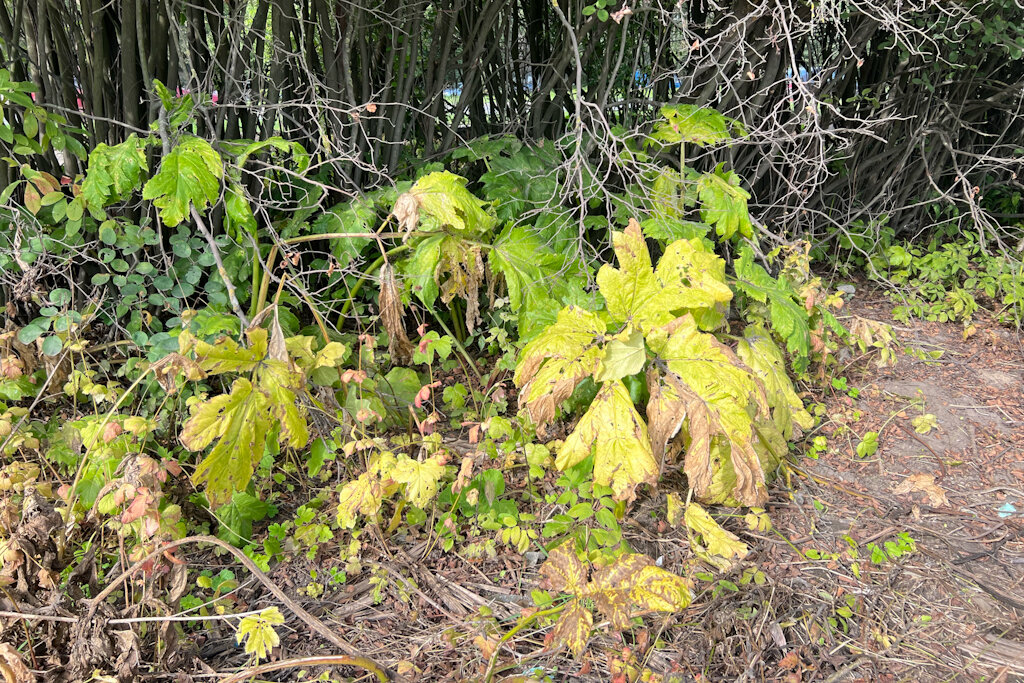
xmin=754 ymin=288 xmax=1024 ymax=682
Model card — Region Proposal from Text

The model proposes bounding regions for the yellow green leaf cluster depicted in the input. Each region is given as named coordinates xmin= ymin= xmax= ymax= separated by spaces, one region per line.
xmin=683 ymin=502 xmax=749 ymax=571
xmin=177 ymin=318 xmax=348 ymax=508
xmin=515 ymin=220 xmax=808 ymax=507
xmin=539 ymin=542 xmax=691 ymax=658
xmin=336 ymin=451 xmax=448 ymax=529
xmin=236 ymin=606 xmax=285 ymax=661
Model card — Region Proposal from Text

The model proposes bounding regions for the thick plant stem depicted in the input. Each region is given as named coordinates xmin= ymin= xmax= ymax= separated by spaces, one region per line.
xmin=218 ymin=655 xmax=390 ymax=683
xmin=338 ymin=244 xmax=411 ymax=320
xmin=482 ymin=604 xmax=565 ymax=683
xmin=192 ymin=207 xmax=249 ymax=328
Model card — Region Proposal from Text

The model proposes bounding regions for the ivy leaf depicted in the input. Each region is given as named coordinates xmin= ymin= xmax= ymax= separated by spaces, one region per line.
xmin=514 ymin=305 xmax=605 ymax=426
xmin=217 ymin=491 xmax=272 ymax=545
xmin=557 ymin=379 xmax=658 ymax=502
xmin=736 ymin=325 xmax=814 ymax=437
xmin=684 ymin=502 xmax=749 ymax=571
xmin=390 ymin=454 xmax=446 ymax=508
xmin=236 ymin=607 xmax=285 ymax=661
xmin=548 ymin=599 xmax=593 ymax=659
xmin=142 ymin=136 xmax=223 ymax=226
xmin=697 ymin=164 xmax=752 ymax=239
xmin=649 ymin=104 xmax=745 ymax=147
xmin=734 ymin=246 xmax=811 ymax=361
xmin=406 ymin=171 xmax=495 ymax=234
xmin=595 ymin=326 xmax=646 ymax=382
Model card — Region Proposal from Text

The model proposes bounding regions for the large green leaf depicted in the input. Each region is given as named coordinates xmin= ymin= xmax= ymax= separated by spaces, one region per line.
xmin=400 ymin=233 xmax=445 ymax=307
xmin=733 ymin=246 xmax=811 ymax=361
xmin=488 ymin=223 xmax=583 ymax=321
xmin=596 ymin=219 xmax=679 ymax=331
xmin=80 ymin=134 xmax=149 ymax=209
xmin=142 ymin=136 xmax=223 ymax=226
xmin=478 ymin=142 xmax=561 ymax=221
xmin=697 ymin=164 xmax=752 ymax=239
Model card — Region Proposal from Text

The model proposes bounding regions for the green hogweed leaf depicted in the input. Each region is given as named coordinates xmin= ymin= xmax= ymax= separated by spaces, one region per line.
xmin=81 ymin=134 xmax=148 ymax=209
xmin=734 ymin=246 xmax=812 ymax=361
xmin=697 ymin=164 xmax=752 ymax=240
xmin=142 ymin=136 xmax=223 ymax=226
xmin=649 ymin=104 xmax=745 ymax=147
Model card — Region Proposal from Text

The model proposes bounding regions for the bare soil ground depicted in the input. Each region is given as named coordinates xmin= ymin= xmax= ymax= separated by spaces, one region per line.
xmin=6 ymin=285 xmax=1024 ymax=683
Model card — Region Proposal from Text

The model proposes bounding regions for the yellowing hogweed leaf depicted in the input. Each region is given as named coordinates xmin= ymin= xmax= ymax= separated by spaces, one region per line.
xmin=649 ymin=104 xmax=745 ymax=147
xmin=390 ymin=454 xmax=446 ymax=508
xmin=184 ymin=379 xmax=273 ymax=507
xmin=549 ymin=599 xmax=593 ymax=659
xmin=911 ymin=414 xmax=938 ymax=435
xmin=181 ymin=328 xmax=269 ymax=375
xmin=597 ymin=219 xmax=678 ymax=330
xmin=236 ymin=606 xmax=285 ymax=661
xmin=259 ymin=361 xmax=309 ymax=448
xmin=736 ymin=325 xmax=813 ymax=437
xmin=181 ymin=324 xmax=311 ymax=507
xmin=557 ymin=379 xmax=657 ymax=502
xmin=587 ymin=553 xmax=692 ymax=629
xmin=648 ymin=315 xmax=770 ymax=506
xmin=595 ymin=326 xmax=646 ymax=382
xmin=697 ymin=164 xmax=752 ymax=239
xmin=142 ymin=136 xmax=223 ymax=226
xmin=597 ymin=220 xmax=731 ymax=332
xmin=542 ymin=546 xmax=692 ymax=659
xmin=335 ymin=472 xmax=385 ymax=528
xmin=654 ymin=237 xmax=733 ymax=329
xmin=404 ymin=171 xmax=495 ymax=234
xmin=514 ymin=305 xmax=604 ymax=425
xmin=539 ymin=541 xmax=588 ymax=594
xmin=684 ymin=502 xmax=749 ymax=571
